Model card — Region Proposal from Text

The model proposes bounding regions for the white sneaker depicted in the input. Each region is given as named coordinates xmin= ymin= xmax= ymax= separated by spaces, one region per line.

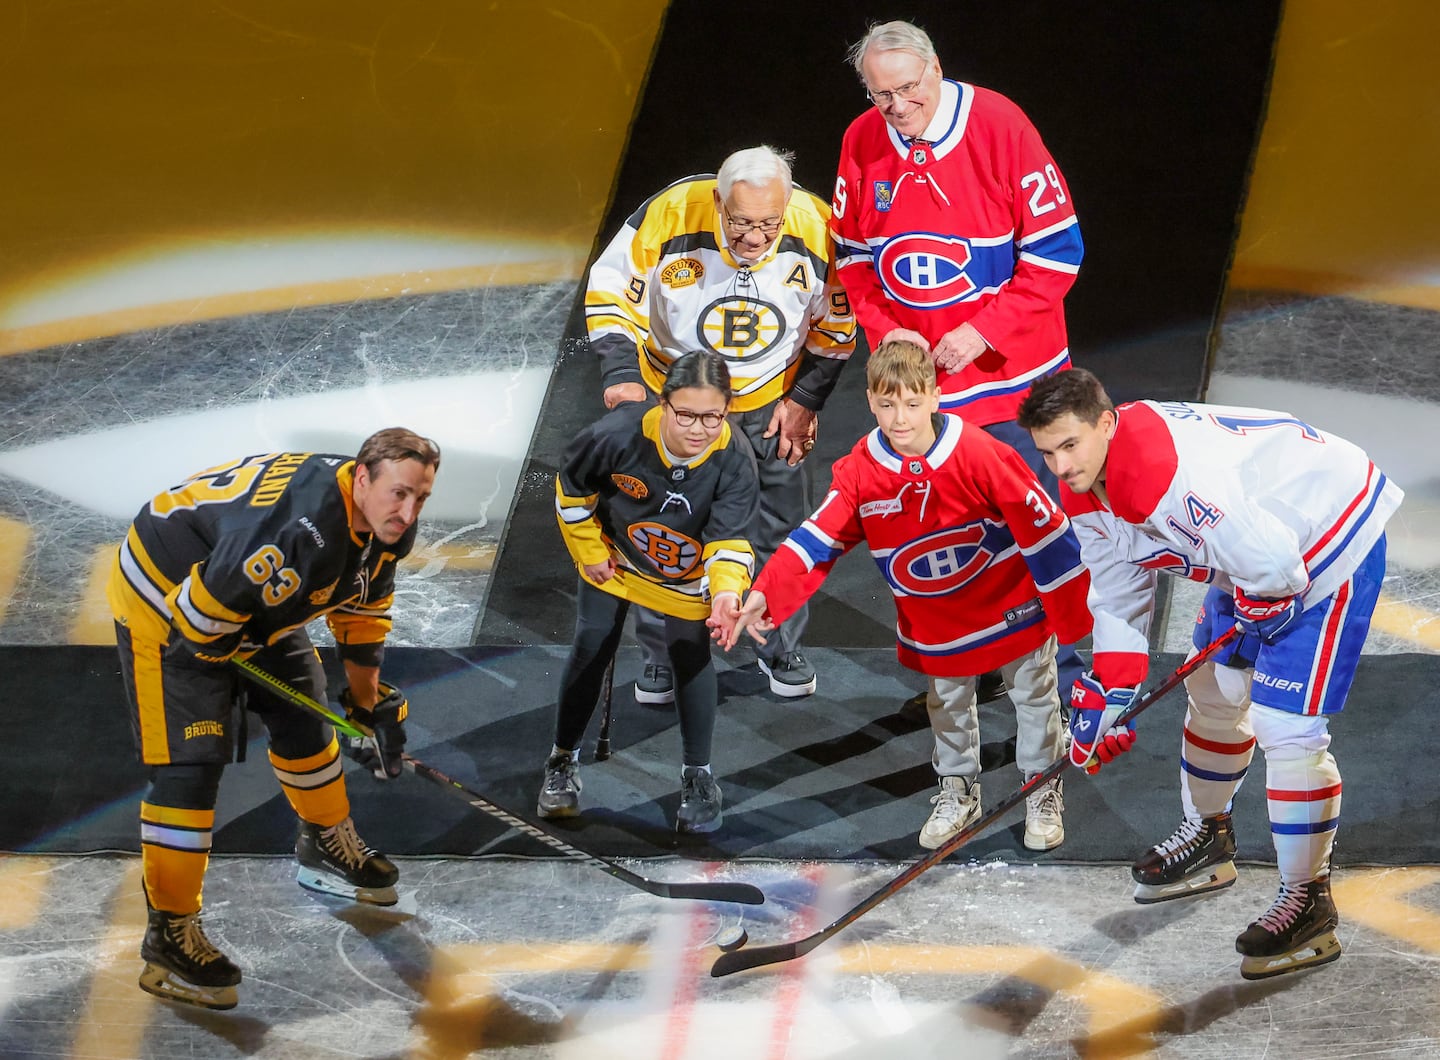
xmin=1024 ymin=775 xmax=1065 ymax=851
xmin=919 ymin=776 xmax=981 ymax=850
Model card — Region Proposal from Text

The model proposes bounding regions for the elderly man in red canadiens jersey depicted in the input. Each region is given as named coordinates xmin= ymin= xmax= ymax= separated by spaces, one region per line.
xmin=1019 ymin=368 xmax=1403 ymax=982
xmin=718 ymin=342 xmax=1091 ymax=853
xmin=832 ymin=19 xmax=1086 ymax=718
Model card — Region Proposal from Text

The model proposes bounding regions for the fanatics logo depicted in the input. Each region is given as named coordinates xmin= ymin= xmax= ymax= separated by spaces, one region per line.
xmin=873 ymin=181 xmax=894 ymax=212
xmin=612 ymin=474 xmax=649 ymax=500
xmin=661 ymin=258 xmax=705 ymax=289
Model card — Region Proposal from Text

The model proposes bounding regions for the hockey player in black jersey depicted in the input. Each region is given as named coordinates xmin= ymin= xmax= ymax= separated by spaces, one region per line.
xmin=543 ymin=350 xmax=758 ymax=834
xmin=106 ymin=427 xmax=440 ymax=1009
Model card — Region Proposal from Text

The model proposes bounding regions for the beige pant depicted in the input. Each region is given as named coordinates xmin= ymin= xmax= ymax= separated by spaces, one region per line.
xmin=928 ymin=635 xmax=1063 ymax=780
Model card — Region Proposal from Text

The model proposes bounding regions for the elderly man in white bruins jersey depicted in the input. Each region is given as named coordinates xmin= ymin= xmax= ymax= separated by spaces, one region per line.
xmin=584 ymin=145 xmax=856 ymax=700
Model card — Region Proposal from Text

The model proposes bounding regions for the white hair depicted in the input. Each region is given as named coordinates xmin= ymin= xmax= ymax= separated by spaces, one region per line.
xmin=716 ymin=145 xmax=795 ymax=199
xmin=847 ymin=19 xmax=937 ymax=78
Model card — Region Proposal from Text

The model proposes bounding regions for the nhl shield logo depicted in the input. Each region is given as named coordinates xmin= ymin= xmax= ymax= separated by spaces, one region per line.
xmin=912 ymin=148 xmax=928 ymax=165
xmin=873 ymin=181 xmax=894 ymax=212
xmin=908 ymin=459 xmax=924 ymax=475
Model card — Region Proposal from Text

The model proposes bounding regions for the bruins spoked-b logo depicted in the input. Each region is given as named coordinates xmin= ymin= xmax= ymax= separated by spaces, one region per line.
xmin=628 ymin=521 xmax=702 ymax=578
xmin=696 ymin=296 xmax=785 ymax=360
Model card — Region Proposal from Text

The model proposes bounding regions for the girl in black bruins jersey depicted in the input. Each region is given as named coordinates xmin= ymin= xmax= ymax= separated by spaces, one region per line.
xmin=543 ymin=350 xmax=758 ymax=833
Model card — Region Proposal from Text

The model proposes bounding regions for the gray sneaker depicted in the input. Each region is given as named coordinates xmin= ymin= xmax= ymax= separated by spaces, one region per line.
xmin=675 ymin=765 xmax=723 ymax=834
xmin=537 ymin=752 xmax=581 ymax=818
xmin=758 ymin=651 xmax=817 ymax=698
xmin=635 ymin=664 xmax=675 ymax=705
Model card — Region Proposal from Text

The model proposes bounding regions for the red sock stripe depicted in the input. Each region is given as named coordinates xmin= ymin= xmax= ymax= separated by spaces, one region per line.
xmin=1182 ymin=728 xmax=1256 ymax=755
xmin=1267 ymin=783 xmax=1343 ymax=802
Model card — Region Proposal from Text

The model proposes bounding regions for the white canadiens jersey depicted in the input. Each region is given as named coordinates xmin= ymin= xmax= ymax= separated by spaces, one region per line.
xmin=1064 ymin=400 xmax=1403 ymax=688
xmin=584 ymin=175 xmax=856 ymax=413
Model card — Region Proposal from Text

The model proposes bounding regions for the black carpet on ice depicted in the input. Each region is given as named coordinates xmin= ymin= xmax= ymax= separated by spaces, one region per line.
xmin=7 ymin=645 xmax=1436 ymax=869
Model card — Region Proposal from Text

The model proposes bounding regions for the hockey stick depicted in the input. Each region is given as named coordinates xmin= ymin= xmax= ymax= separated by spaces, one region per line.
xmin=710 ymin=627 xmax=1240 ymax=976
xmin=595 ymin=656 xmax=616 ymax=761
xmin=232 ymin=657 xmax=765 ymax=907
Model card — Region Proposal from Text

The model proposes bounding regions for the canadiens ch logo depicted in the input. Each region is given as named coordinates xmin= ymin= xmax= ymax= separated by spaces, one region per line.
xmin=874 ymin=181 xmax=894 ymax=212
xmin=876 ymin=233 xmax=977 ymax=309
xmin=611 ymin=474 xmax=648 ymax=500
xmin=697 ymin=296 xmax=784 ymax=359
xmin=883 ymin=522 xmax=1015 ymax=597
xmin=661 ymin=258 xmax=705 ymax=289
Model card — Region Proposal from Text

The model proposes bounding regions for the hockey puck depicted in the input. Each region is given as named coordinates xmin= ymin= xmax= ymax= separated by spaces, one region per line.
xmin=716 ymin=925 xmax=748 ymax=952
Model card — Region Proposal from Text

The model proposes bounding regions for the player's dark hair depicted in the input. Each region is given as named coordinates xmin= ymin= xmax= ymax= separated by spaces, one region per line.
xmin=662 ymin=350 xmax=732 ymax=403
xmin=357 ymin=427 xmax=442 ymax=475
xmin=1016 ymin=368 xmax=1114 ymax=430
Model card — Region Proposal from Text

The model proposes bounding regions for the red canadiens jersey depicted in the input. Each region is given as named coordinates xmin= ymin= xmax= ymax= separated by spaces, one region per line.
xmin=754 ymin=414 xmax=1091 ymax=676
xmin=831 ymin=80 xmax=1083 ymax=426
xmin=1064 ymin=400 xmax=1404 ymax=689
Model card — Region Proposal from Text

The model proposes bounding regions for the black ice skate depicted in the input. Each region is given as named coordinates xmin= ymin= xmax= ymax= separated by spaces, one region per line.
xmin=138 ymin=906 xmax=242 ymax=1010
xmin=536 ymin=751 xmax=582 ymax=818
xmin=675 ymin=765 xmax=722 ymax=834
xmin=295 ymin=816 xmax=399 ymax=905
xmin=1131 ymin=812 xmax=1238 ymax=904
xmin=1236 ymin=876 xmax=1342 ymax=980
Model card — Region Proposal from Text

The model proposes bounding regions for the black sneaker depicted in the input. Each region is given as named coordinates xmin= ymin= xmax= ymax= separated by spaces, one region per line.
xmin=1236 ymin=877 xmax=1342 ymax=980
xmin=635 ymin=663 xmax=675 ymax=705
xmin=758 ymin=651 xmax=817 ymax=698
xmin=537 ymin=751 xmax=581 ymax=818
xmin=295 ymin=817 xmax=399 ymax=905
xmin=1131 ymin=813 xmax=1237 ymax=904
xmin=138 ymin=907 xmax=242 ymax=1010
xmin=676 ymin=765 xmax=723 ymax=833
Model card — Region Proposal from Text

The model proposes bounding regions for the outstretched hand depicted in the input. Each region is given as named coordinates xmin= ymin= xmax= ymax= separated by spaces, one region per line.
xmin=711 ymin=590 xmax=773 ymax=651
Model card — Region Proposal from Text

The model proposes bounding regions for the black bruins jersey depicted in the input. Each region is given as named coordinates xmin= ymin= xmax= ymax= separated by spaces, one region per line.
xmin=555 ymin=403 xmax=757 ymax=619
xmin=107 ymin=451 xmax=413 ymax=664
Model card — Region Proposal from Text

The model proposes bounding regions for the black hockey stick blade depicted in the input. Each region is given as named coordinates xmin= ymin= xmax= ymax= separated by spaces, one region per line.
xmin=404 ymin=756 xmax=765 ymax=905
xmin=231 ymin=657 xmax=763 ymax=906
xmin=711 ymin=628 xmax=1239 ymax=977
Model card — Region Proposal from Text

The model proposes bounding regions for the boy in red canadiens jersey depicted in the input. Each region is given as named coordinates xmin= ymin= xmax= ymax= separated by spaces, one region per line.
xmin=715 ymin=341 xmax=1091 ymax=851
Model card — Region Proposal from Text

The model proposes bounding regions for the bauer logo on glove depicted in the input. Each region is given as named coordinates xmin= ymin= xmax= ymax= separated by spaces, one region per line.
xmin=1069 ymin=673 xmax=1138 ymax=773
xmin=341 ymin=683 xmax=408 ymax=780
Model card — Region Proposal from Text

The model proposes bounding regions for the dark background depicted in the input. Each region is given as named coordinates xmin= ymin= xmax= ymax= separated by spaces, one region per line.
xmin=478 ymin=0 xmax=1282 ymax=648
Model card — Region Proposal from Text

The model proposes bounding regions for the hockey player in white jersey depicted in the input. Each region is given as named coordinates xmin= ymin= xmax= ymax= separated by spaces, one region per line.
xmin=1018 ymin=368 xmax=1402 ymax=981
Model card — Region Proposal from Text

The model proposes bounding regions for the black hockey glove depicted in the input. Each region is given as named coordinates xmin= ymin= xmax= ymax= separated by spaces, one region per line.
xmin=341 ymin=682 xmax=408 ymax=780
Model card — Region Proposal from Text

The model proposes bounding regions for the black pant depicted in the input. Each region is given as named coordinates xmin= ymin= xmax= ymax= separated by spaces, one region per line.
xmin=558 ymin=579 xmax=717 ymax=765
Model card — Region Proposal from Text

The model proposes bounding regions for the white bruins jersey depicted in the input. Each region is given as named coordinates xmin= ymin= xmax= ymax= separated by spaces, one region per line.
xmin=584 ymin=174 xmax=856 ymax=413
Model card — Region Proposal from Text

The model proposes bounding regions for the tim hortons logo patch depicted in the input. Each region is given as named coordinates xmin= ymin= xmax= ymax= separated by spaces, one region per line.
xmin=612 ymin=474 xmax=649 ymax=499
xmin=661 ymin=258 xmax=705 ymax=288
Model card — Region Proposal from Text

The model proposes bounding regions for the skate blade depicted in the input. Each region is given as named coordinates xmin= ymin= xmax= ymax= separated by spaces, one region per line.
xmin=296 ymin=867 xmax=398 ymax=906
xmin=675 ymin=816 xmax=723 ymax=835
xmin=1133 ymin=860 xmax=1238 ymax=905
xmin=1239 ymin=931 xmax=1342 ymax=980
xmin=138 ymin=964 xmax=238 ymax=1010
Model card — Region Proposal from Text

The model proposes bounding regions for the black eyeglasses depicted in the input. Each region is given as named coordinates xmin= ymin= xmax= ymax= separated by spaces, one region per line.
xmin=865 ymin=73 xmax=927 ymax=107
xmin=665 ymin=402 xmax=727 ymax=429
xmin=721 ymin=206 xmax=783 ymax=236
